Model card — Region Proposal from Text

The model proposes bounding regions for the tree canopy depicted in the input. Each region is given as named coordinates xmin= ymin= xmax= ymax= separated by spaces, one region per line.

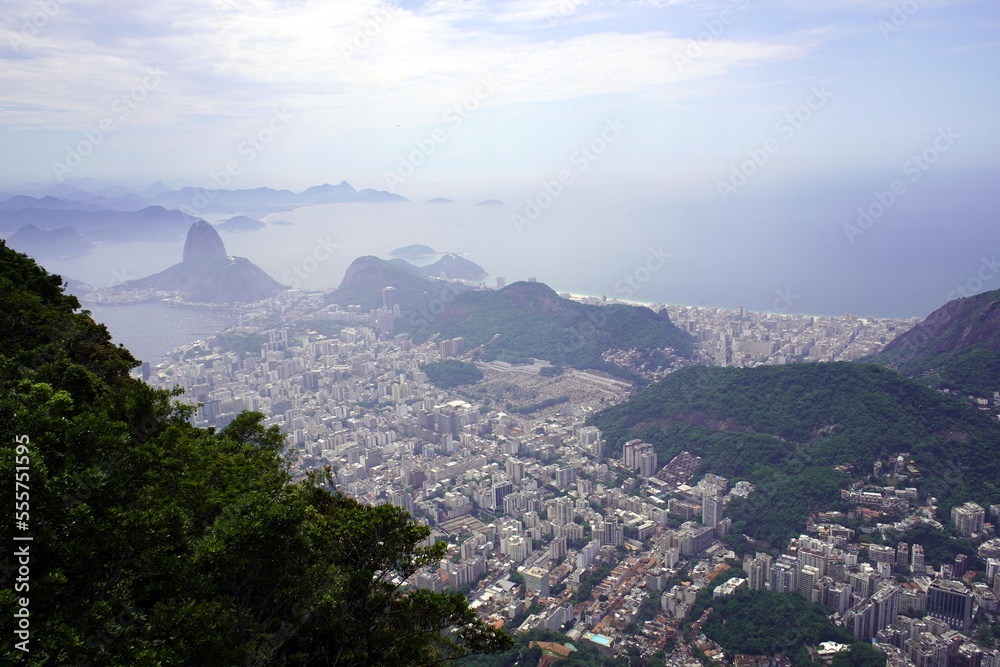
xmin=590 ymin=362 xmax=1000 ymax=545
xmin=0 ymin=240 xmax=512 ymax=665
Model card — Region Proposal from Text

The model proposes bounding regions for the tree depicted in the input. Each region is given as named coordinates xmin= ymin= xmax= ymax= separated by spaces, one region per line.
xmin=0 ymin=241 xmax=513 ymax=665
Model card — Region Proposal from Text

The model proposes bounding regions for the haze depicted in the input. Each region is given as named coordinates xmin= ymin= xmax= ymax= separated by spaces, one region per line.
xmin=3 ymin=0 xmax=1000 ymax=317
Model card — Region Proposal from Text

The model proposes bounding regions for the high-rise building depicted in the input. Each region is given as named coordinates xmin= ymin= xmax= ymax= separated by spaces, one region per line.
xmin=872 ymin=583 xmax=901 ymax=635
xmin=703 ymin=495 xmax=724 ymax=530
xmin=955 ymin=554 xmax=968 ymax=578
xmin=639 ymin=450 xmax=658 ymax=478
xmin=602 ymin=518 xmax=624 ymax=547
xmin=911 ymin=544 xmax=926 ymax=575
xmin=745 ymin=552 xmax=772 ymax=591
xmin=622 ymin=439 xmax=655 ymax=472
xmin=770 ymin=555 xmax=798 ymax=594
xmin=491 ymin=482 xmax=513 ymax=511
xmin=985 ymin=558 xmax=1000 ymax=587
xmin=496 ymin=276 xmax=506 ymax=289
xmin=927 ymin=580 xmax=974 ymax=631
xmin=524 ymin=566 xmax=551 ymax=597
xmin=382 ymin=286 xmax=397 ymax=312
xmin=552 ymin=498 xmax=575 ymax=525
xmin=952 ymin=502 xmax=986 ymax=538
xmin=505 ymin=458 xmax=525 ymax=484
xmin=846 ymin=600 xmax=876 ymax=640
xmin=798 ymin=565 xmax=821 ymax=598
xmin=897 ymin=543 xmax=910 ymax=570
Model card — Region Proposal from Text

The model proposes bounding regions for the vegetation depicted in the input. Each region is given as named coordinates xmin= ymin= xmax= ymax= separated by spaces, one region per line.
xmin=881 ymin=523 xmax=978 ymax=568
xmin=869 ymin=287 xmax=1000 ymax=397
xmin=329 ymin=258 xmax=695 ymax=380
xmin=455 ymin=629 xmax=624 ymax=667
xmin=539 ymin=364 xmax=564 ymax=377
xmin=573 ymin=564 xmax=612 ymax=604
xmin=702 ymin=590 xmax=865 ymax=663
xmin=590 ymin=363 xmax=1000 ymax=545
xmin=421 ymin=359 xmax=485 ymax=388
xmin=510 ymin=395 xmax=569 ymax=414
xmin=407 ymin=282 xmax=695 ymax=379
xmin=0 ymin=241 xmax=512 ymax=665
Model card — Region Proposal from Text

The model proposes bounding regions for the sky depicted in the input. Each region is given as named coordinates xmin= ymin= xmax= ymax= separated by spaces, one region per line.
xmin=2 ymin=0 xmax=1000 ymax=316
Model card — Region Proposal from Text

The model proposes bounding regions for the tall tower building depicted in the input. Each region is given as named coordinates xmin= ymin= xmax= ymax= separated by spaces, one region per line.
xmin=382 ymin=286 xmax=398 ymax=315
xmin=703 ymin=495 xmax=723 ymax=529
xmin=911 ymin=544 xmax=926 ymax=575
xmin=746 ymin=552 xmax=772 ymax=591
xmin=927 ymin=580 xmax=974 ymax=631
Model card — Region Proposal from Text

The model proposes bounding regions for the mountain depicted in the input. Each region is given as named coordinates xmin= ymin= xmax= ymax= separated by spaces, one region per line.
xmin=0 ymin=240 xmax=509 ymax=664
xmin=590 ymin=362 xmax=1000 ymax=545
xmin=0 ymin=205 xmax=194 ymax=242
xmin=387 ymin=253 xmax=488 ymax=281
xmin=330 ymin=255 xmax=470 ymax=312
xmin=868 ymin=288 xmax=1000 ymax=397
xmin=0 ymin=194 xmax=109 ymax=212
xmin=389 ymin=244 xmax=436 ymax=258
xmin=427 ymin=197 xmax=453 ymax=204
xmin=329 ymin=257 xmax=695 ymax=378
xmin=119 ymin=220 xmax=283 ymax=303
xmin=215 ymin=215 xmax=265 ymax=233
xmin=6 ymin=224 xmax=94 ymax=258
xmin=148 ymin=180 xmax=407 ymax=212
xmin=476 ymin=199 xmax=503 ymax=208
xmin=415 ymin=253 xmax=488 ymax=281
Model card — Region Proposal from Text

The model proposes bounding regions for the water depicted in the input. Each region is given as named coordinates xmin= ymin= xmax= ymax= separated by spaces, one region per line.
xmin=84 ymin=302 xmax=237 ymax=365
xmin=32 ymin=175 xmax=1000 ymax=329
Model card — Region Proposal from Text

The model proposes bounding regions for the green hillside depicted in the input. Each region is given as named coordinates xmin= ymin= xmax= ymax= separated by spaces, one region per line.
xmin=0 ymin=241 xmax=510 ymax=664
xmin=590 ymin=362 xmax=1000 ymax=545
xmin=870 ymin=288 xmax=1000 ymax=397
xmin=330 ymin=257 xmax=695 ymax=380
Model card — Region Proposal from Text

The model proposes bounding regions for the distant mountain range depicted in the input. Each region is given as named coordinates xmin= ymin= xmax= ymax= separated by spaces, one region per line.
xmin=388 ymin=253 xmax=488 ymax=282
xmin=6 ymin=224 xmax=94 ymax=259
xmin=0 ymin=206 xmax=196 ymax=244
xmin=0 ymin=179 xmax=407 ymax=257
xmin=389 ymin=244 xmax=437 ymax=258
xmin=116 ymin=220 xmax=283 ymax=303
xmin=2 ymin=179 xmax=407 ymax=214
xmin=329 ymin=256 xmax=695 ymax=379
xmin=216 ymin=215 xmax=266 ymax=233
xmin=869 ymin=288 xmax=1000 ymax=397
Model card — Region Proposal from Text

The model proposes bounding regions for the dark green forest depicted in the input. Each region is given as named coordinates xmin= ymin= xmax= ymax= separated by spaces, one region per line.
xmin=702 ymin=590 xmax=882 ymax=667
xmin=868 ymin=287 xmax=1000 ymax=397
xmin=0 ymin=241 xmax=511 ymax=665
xmin=421 ymin=359 xmax=485 ymax=388
xmin=328 ymin=257 xmax=695 ymax=380
xmin=591 ymin=363 xmax=1000 ymax=545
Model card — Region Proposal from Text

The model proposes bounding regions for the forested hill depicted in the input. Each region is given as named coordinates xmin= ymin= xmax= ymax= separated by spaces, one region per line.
xmin=331 ymin=256 xmax=696 ymax=379
xmin=868 ymin=287 xmax=1000 ymax=397
xmin=0 ymin=240 xmax=510 ymax=664
xmin=590 ymin=362 xmax=1000 ymax=545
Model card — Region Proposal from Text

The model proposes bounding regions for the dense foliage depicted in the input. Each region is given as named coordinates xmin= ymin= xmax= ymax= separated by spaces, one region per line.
xmin=455 ymin=629 xmax=626 ymax=667
xmin=0 ymin=241 xmax=512 ymax=665
xmin=591 ymin=363 xmax=1000 ymax=545
xmin=702 ymin=590 xmax=863 ymax=663
xmin=329 ymin=258 xmax=695 ymax=380
xmin=870 ymin=288 xmax=1000 ymax=396
xmin=409 ymin=282 xmax=695 ymax=379
xmin=421 ymin=359 xmax=485 ymax=388
xmin=880 ymin=523 xmax=978 ymax=568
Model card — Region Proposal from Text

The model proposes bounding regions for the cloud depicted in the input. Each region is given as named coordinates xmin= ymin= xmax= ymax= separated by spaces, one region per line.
xmin=0 ymin=0 xmax=803 ymax=135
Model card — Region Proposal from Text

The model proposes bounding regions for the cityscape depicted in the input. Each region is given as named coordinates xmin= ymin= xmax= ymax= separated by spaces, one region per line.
xmin=134 ymin=279 xmax=1000 ymax=667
